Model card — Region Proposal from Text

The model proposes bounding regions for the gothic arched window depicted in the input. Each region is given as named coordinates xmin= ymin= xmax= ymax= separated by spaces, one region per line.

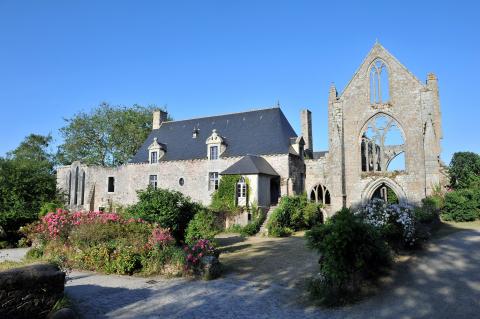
xmin=310 ymin=184 xmax=331 ymax=205
xmin=370 ymin=59 xmax=389 ymax=104
xmin=360 ymin=114 xmax=405 ymax=173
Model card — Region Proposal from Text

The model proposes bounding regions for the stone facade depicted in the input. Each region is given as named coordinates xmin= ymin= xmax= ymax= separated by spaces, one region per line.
xmin=57 ymin=153 xmax=302 ymax=212
xmin=57 ymin=43 xmax=444 ymax=218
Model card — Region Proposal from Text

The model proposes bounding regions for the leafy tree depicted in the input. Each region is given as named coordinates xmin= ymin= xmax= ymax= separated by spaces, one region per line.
xmin=449 ymin=152 xmax=480 ymax=189
xmin=0 ymin=134 xmax=57 ymax=239
xmin=57 ymin=103 xmax=170 ymax=167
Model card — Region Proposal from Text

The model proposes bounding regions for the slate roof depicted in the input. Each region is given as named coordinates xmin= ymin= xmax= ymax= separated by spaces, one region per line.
xmin=130 ymin=107 xmax=297 ymax=163
xmin=221 ymin=155 xmax=279 ymax=176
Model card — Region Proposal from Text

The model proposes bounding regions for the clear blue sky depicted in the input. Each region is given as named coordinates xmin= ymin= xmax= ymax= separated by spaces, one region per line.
xmin=0 ymin=0 xmax=478 ymax=163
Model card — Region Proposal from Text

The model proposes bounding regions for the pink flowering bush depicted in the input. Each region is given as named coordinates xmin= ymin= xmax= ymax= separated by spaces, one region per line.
xmin=184 ymin=239 xmax=216 ymax=274
xmin=23 ymin=209 xmax=220 ymax=278
xmin=147 ymin=227 xmax=175 ymax=249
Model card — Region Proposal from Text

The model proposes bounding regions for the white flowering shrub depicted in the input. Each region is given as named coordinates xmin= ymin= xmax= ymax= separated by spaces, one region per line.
xmin=355 ymin=198 xmax=416 ymax=246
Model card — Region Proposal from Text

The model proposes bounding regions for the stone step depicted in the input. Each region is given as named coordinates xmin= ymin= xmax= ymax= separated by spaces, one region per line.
xmin=257 ymin=205 xmax=278 ymax=237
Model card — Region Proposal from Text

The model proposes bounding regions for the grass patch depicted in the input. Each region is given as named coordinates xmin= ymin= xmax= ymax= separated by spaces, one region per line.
xmin=0 ymin=260 xmax=41 ymax=271
xmin=432 ymin=220 xmax=480 ymax=239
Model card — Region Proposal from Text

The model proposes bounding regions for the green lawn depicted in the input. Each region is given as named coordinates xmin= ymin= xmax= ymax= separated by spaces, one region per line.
xmin=432 ymin=220 xmax=480 ymax=239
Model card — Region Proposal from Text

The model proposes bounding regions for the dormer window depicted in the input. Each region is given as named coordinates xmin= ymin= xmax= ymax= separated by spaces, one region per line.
xmin=148 ymin=137 xmax=166 ymax=163
xmin=150 ymin=151 xmax=158 ymax=164
xmin=206 ymin=129 xmax=226 ymax=160
xmin=210 ymin=146 xmax=218 ymax=160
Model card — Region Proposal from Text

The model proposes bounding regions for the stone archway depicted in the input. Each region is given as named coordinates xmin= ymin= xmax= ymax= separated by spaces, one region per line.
xmin=361 ymin=177 xmax=407 ymax=205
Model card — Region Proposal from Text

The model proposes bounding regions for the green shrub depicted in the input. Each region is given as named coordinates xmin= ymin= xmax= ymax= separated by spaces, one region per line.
xmin=126 ymin=186 xmax=202 ymax=242
xmin=266 ymin=194 xmax=318 ymax=236
xmin=240 ymin=208 xmax=266 ymax=236
xmin=26 ymin=247 xmax=44 ymax=260
xmin=38 ymin=200 xmax=65 ymax=218
xmin=442 ymin=189 xmax=480 ymax=222
xmin=140 ymin=245 xmax=185 ymax=276
xmin=305 ymin=208 xmax=392 ymax=306
xmin=185 ymin=210 xmax=220 ymax=245
xmin=303 ymin=202 xmax=324 ymax=227
xmin=225 ymin=224 xmax=243 ymax=233
xmin=224 ymin=208 xmax=266 ymax=236
xmin=414 ymin=196 xmax=442 ymax=224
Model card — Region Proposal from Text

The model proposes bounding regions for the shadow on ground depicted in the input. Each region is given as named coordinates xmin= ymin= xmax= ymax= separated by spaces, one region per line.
xmin=63 ymin=227 xmax=480 ymax=318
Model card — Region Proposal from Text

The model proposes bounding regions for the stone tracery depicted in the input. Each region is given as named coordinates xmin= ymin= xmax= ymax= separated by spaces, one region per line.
xmin=361 ymin=114 xmax=405 ymax=172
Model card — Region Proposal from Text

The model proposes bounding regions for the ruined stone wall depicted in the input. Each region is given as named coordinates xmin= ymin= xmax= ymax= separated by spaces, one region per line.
xmin=326 ymin=44 xmax=442 ymax=208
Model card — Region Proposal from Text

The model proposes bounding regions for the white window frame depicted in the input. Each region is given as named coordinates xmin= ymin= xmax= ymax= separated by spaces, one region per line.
xmin=209 ymin=145 xmax=219 ymax=160
xmin=149 ymin=175 xmax=158 ymax=189
xmin=208 ymin=172 xmax=219 ymax=191
xmin=150 ymin=151 xmax=158 ymax=164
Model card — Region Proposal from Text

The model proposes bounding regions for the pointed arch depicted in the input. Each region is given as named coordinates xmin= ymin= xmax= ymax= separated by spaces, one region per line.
xmin=310 ymin=183 xmax=331 ymax=205
xmin=359 ymin=112 xmax=406 ymax=173
xmin=362 ymin=177 xmax=407 ymax=205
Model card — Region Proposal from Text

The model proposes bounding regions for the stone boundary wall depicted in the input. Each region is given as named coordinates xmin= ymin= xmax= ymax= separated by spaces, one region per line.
xmin=0 ymin=264 xmax=65 ymax=319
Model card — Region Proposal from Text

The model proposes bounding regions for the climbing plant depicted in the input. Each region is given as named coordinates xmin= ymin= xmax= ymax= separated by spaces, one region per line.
xmin=210 ymin=175 xmax=250 ymax=213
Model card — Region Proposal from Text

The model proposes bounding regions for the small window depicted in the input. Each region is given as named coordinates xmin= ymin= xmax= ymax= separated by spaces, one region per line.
xmin=179 ymin=178 xmax=184 ymax=186
xmin=209 ymin=146 xmax=218 ymax=160
xmin=150 ymin=151 xmax=158 ymax=164
xmin=209 ymin=172 xmax=219 ymax=190
xmin=149 ymin=175 xmax=158 ymax=189
xmin=107 ymin=177 xmax=115 ymax=193
xmin=237 ymin=177 xmax=247 ymax=198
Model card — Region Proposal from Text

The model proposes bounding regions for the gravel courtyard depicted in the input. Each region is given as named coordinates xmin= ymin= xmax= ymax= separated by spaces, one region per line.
xmin=2 ymin=228 xmax=480 ymax=318
xmin=64 ymin=228 xmax=480 ymax=319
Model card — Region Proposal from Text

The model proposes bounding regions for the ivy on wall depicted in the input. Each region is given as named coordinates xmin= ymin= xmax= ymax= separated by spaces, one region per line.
xmin=210 ymin=175 xmax=250 ymax=213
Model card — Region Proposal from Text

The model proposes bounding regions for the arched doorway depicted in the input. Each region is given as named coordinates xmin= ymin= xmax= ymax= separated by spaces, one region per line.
xmin=371 ymin=182 xmax=399 ymax=204
xmin=310 ymin=184 xmax=331 ymax=205
xmin=362 ymin=177 xmax=407 ymax=205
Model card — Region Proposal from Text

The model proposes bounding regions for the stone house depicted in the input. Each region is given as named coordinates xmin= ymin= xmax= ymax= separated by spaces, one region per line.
xmin=57 ymin=43 xmax=444 ymax=219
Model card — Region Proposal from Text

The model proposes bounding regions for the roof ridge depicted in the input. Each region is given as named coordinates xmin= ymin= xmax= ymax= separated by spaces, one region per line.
xmin=159 ymin=106 xmax=280 ymax=125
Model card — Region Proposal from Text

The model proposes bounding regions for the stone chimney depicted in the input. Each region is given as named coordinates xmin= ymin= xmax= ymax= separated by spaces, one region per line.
xmin=301 ymin=109 xmax=313 ymax=156
xmin=152 ymin=110 xmax=168 ymax=130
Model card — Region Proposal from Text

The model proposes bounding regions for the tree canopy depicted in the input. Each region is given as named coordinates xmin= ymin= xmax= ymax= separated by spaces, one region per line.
xmin=449 ymin=152 xmax=480 ymax=189
xmin=0 ymin=134 xmax=57 ymax=237
xmin=56 ymin=103 xmax=169 ymax=167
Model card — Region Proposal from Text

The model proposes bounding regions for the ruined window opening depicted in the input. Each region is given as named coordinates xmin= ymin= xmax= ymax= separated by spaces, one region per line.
xmin=208 ymin=172 xmax=219 ymax=191
xmin=387 ymin=152 xmax=405 ymax=172
xmin=370 ymin=59 xmax=389 ymax=104
xmin=107 ymin=177 xmax=115 ymax=193
xmin=149 ymin=175 xmax=158 ymax=189
xmin=67 ymin=171 xmax=72 ymax=203
xmin=179 ymin=178 xmax=184 ymax=186
xmin=81 ymin=171 xmax=86 ymax=205
xmin=361 ymin=114 xmax=405 ymax=173
xmin=371 ymin=183 xmax=399 ymax=204
xmin=310 ymin=184 xmax=331 ymax=205
xmin=74 ymin=167 xmax=79 ymax=205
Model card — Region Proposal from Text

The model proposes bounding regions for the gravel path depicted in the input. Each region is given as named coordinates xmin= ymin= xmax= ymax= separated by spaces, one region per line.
xmin=0 ymin=247 xmax=30 ymax=262
xmin=2 ymin=230 xmax=480 ymax=318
